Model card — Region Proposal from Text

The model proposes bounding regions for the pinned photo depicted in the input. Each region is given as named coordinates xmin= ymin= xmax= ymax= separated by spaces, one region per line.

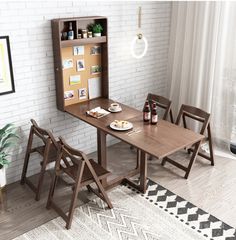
xmin=73 ymin=46 xmax=84 ymax=56
xmin=77 ymin=59 xmax=85 ymax=71
xmin=78 ymin=88 xmax=87 ymax=100
xmin=91 ymin=65 xmax=102 ymax=75
xmin=62 ymin=59 xmax=73 ymax=69
xmin=90 ymin=46 xmax=101 ymax=55
xmin=64 ymin=90 xmax=74 ymax=100
xmin=88 ymin=77 xmax=101 ymax=99
xmin=69 ymin=75 xmax=81 ymax=85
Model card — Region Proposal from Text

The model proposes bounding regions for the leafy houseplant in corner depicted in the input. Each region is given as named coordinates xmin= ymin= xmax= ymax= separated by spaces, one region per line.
xmin=0 ymin=124 xmax=18 ymax=187
xmin=88 ymin=23 xmax=103 ymax=37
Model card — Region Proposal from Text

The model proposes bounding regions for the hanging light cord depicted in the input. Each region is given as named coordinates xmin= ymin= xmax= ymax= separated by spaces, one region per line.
xmin=131 ymin=6 xmax=148 ymax=59
xmin=138 ymin=6 xmax=141 ymax=29
xmin=138 ymin=7 xmax=143 ymax=39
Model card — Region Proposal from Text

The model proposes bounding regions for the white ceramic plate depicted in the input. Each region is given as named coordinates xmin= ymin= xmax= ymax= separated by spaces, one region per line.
xmin=108 ymin=107 xmax=122 ymax=113
xmin=110 ymin=121 xmax=133 ymax=131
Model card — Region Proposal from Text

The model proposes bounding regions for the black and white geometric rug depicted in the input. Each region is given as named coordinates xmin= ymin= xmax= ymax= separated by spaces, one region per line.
xmin=14 ymin=179 xmax=236 ymax=240
xmin=129 ymin=179 xmax=236 ymax=240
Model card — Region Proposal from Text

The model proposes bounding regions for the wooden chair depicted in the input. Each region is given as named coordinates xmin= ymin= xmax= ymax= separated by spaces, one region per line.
xmin=161 ymin=104 xmax=214 ymax=178
xmin=145 ymin=93 xmax=174 ymax=123
xmin=46 ymin=137 xmax=113 ymax=229
xmin=20 ymin=119 xmax=58 ymax=201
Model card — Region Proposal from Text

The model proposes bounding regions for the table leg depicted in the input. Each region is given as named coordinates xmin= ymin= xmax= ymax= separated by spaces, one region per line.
xmin=185 ymin=140 xmax=201 ymax=179
xmin=140 ymin=150 xmax=147 ymax=193
xmin=97 ymin=129 xmax=107 ymax=187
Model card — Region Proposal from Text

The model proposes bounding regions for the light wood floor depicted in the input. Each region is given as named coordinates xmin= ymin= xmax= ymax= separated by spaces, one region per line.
xmin=1 ymin=142 xmax=236 ymax=240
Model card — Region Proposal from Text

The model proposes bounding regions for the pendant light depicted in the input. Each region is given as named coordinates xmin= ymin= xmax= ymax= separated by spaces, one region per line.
xmin=131 ymin=6 xmax=148 ymax=59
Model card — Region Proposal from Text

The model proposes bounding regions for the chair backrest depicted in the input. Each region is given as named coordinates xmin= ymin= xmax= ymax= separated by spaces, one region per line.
xmin=55 ymin=137 xmax=89 ymax=181
xmin=145 ymin=93 xmax=174 ymax=123
xmin=175 ymin=104 xmax=210 ymax=135
xmin=30 ymin=119 xmax=58 ymax=147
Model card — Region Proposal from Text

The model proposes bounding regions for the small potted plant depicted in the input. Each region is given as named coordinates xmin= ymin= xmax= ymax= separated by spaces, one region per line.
xmin=0 ymin=124 xmax=18 ymax=187
xmin=88 ymin=23 xmax=103 ymax=37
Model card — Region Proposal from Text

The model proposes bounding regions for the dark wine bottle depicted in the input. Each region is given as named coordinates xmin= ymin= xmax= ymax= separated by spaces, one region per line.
xmin=143 ymin=100 xmax=151 ymax=122
xmin=151 ymin=101 xmax=158 ymax=124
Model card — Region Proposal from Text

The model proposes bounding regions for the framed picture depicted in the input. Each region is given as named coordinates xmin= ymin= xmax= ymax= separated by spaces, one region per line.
xmin=88 ymin=77 xmax=101 ymax=99
xmin=62 ymin=59 xmax=73 ymax=69
xmin=64 ymin=90 xmax=74 ymax=100
xmin=0 ymin=36 xmax=15 ymax=95
xmin=69 ymin=75 xmax=81 ymax=85
xmin=78 ymin=88 xmax=87 ymax=100
xmin=73 ymin=46 xmax=84 ymax=55
xmin=90 ymin=45 xmax=101 ymax=55
xmin=91 ymin=65 xmax=102 ymax=75
xmin=77 ymin=59 xmax=85 ymax=71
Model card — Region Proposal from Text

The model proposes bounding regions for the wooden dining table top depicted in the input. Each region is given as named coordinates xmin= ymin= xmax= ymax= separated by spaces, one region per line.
xmin=65 ymin=98 xmax=204 ymax=159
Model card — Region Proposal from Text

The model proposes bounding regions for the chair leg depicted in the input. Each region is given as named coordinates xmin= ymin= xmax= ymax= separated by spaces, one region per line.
xmin=20 ymin=129 xmax=34 ymax=185
xmin=92 ymin=172 xmax=112 ymax=209
xmin=161 ymin=157 xmax=166 ymax=166
xmin=184 ymin=141 xmax=201 ymax=179
xmin=20 ymin=152 xmax=30 ymax=185
xmin=46 ymin=174 xmax=58 ymax=209
xmin=95 ymin=180 xmax=113 ymax=209
xmin=35 ymin=159 xmax=48 ymax=201
xmin=86 ymin=185 xmax=92 ymax=192
xmin=207 ymin=124 xmax=215 ymax=166
xmin=66 ymin=181 xmax=81 ymax=229
xmin=169 ymin=109 xmax=174 ymax=123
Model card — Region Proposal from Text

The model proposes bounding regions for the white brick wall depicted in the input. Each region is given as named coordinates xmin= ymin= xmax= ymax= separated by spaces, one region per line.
xmin=0 ymin=1 xmax=172 ymax=184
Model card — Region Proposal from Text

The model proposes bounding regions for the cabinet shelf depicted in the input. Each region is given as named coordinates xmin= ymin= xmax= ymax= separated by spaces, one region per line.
xmin=51 ymin=16 xmax=108 ymax=112
xmin=61 ymin=36 xmax=107 ymax=48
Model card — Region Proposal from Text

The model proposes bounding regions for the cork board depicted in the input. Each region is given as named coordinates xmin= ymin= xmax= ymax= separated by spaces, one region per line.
xmin=61 ymin=43 xmax=102 ymax=106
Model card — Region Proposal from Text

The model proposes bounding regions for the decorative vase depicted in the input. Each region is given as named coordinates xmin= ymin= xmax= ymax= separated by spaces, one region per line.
xmin=93 ymin=32 xmax=101 ymax=37
xmin=0 ymin=167 xmax=6 ymax=187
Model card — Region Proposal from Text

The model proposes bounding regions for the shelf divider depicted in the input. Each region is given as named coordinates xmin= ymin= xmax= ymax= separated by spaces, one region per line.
xmin=60 ymin=36 xmax=107 ymax=47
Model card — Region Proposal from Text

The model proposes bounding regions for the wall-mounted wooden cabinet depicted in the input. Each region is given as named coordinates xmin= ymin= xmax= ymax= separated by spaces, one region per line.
xmin=51 ymin=16 xmax=108 ymax=111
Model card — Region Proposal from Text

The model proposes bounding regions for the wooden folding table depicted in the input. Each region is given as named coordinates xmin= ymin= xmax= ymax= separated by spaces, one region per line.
xmin=65 ymin=98 xmax=204 ymax=193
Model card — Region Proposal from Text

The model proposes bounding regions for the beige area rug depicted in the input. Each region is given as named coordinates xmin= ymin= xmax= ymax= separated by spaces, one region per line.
xmin=13 ymin=181 xmax=213 ymax=240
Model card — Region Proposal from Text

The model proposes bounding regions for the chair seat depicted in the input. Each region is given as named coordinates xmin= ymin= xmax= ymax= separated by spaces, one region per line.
xmin=35 ymin=144 xmax=58 ymax=164
xmin=62 ymin=159 xmax=111 ymax=184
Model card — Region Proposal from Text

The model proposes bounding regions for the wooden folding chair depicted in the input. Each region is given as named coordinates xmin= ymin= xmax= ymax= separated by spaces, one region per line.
xmin=161 ymin=104 xmax=214 ymax=178
xmin=46 ymin=137 xmax=113 ymax=229
xmin=20 ymin=119 xmax=58 ymax=201
xmin=146 ymin=93 xmax=174 ymax=123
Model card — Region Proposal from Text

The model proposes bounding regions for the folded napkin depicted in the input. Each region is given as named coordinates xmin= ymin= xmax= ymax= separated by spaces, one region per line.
xmin=86 ymin=107 xmax=110 ymax=119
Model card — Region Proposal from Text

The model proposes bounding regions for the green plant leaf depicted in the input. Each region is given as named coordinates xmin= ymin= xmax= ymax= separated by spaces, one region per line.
xmin=0 ymin=132 xmax=19 ymax=147
xmin=0 ymin=124 xmax=15 ymax=138
xmin=0 ymin=123 xmax=19 ymax=167
xmin=0 ymin=152 xmax=10 ymax=168
xmin=0 ymin=123 xmax=14 ymax=131
xmin=0 ymin=141 xmax=16 ymax=151
xmin=92 ymin=24 xmax=103 ymax=33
